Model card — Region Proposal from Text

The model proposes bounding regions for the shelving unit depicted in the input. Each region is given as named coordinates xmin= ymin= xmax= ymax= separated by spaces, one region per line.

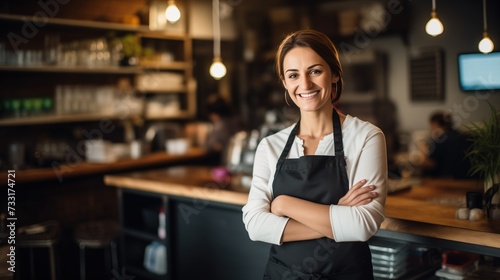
xmin=114 ymin=185 xmax=271 ymax=280
xmin=137 ymin=29 xmax=195 ymax=121
xmin=0 ymin=3 xmax=196 ymax=127
xmin=119 ymin=188 xmax=172 ymax=280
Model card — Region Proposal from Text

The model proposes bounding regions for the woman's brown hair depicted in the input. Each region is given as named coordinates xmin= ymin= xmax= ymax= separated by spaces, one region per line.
xmin=275 ymin=29 xmax=344 ymax=103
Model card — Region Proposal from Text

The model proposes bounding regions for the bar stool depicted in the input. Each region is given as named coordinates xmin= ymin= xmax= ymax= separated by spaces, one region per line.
xmin=17 ymin=220 xmax=60 ymax=280
xmin=74 ymin=220 xmax=119 ymax=280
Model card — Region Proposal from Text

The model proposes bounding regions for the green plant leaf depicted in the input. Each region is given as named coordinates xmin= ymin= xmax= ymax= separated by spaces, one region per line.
xmin=120 ymin=34 xmax=142 ymax=57
xmin=465 ymin=101 xmax=500 ymax=195
xmin=484 ymin=184 xmax=500 ymax=214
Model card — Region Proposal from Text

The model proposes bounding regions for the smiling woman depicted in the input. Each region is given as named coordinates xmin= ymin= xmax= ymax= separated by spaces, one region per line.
xmin=282 ymin=47 xmax=338 ymax=114
xmin=242 ymin=30 xmax=388 ymax=280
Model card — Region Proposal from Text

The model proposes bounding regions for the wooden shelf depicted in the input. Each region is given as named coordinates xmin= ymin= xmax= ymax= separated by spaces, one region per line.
xmin=0 ymin=65 xmax=142 ymax=74
xmin=126 ymin=266 xmax=165 ymax=280
xmin=123 ymin=228 xmax=162 ymax=242
xmin=137 ymin=86 xmax=187 ymax=93
xmin=0 ymin=110 xmax=195 ymax=126
xmin=0 ymin=112 xmax=140 ymax=126
xmin=0 ymin=148 xmax=209 ymax=184
xmin=139 ymin=31 xmax=188 ymax=41
xmin=0 ymin=13 xmax=150 ymax=32
xmin=145 ymin=110 xmax=193 ymax=120
xmin=139 ymin=61 xmax=189 ymax=70
xmin=0 ymin=13 xmax=189 ymax=38
xmin=0 ymin=63 xmax=190 ymax=74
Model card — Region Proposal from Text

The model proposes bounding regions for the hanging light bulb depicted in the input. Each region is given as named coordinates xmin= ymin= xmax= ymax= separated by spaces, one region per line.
xmin=210 ymin=56 xmax=227 ymax=80
xmin=165 ymin=0 xmax=181 ymax=23
xmin=210 ymin=0 xmax=226 ymax=80
xmin=479 ymin=34 xmax=494 ymax=54
xmin=425 ymin=0 xmax=443 ymax=37
xmin=478 ymin=0 xmax=494 ymax=54
xmin=426 ymin=16 xmax=443 ymax=36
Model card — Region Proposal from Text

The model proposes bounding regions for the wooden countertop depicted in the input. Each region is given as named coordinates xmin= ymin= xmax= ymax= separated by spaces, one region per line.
xmin=104 ymin=165 xmax=250 ymax=206
xmin=3 ymin=148 xmax=209 ymax=184
xmin=381 ymin=179 xmax=500 ymax=251
xmin=104 ymin=166 xmax=500 ymax=251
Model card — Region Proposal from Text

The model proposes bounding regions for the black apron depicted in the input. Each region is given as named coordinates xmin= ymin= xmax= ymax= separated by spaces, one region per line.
xmin=263 ymin=110 xmax=373 ymax=280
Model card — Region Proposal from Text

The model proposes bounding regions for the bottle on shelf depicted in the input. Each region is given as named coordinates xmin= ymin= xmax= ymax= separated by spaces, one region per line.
xmin=158 ymin=206 xmax=166 ymax=239
xmin=144 ymin=241 xmax=167 ymax=275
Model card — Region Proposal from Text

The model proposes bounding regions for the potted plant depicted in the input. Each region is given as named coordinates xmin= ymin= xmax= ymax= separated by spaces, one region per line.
xmin=119 ymin=34 xmax=142 ymax=66
xmin=465 ymin=102 xmax=500 ymax=218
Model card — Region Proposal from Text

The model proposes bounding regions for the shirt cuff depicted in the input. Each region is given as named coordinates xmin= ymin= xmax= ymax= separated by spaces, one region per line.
xmin=330 ymin=204 xmax=348 ymax=242
xmin=273 ymin=217 xmax=290 ymax=245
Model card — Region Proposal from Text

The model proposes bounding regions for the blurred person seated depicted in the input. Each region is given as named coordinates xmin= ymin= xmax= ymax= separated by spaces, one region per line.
xmin=421 ymin=111 xmax=475 ymax=179
xmin=184 ymin=95 xmax=242 ymax=165
xmin=204 ymin=95 xmax=240 ymax=151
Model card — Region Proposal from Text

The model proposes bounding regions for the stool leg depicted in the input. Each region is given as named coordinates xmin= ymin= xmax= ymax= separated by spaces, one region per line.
xmin=104 ymin=245 xmax=111 ymax=274
xmin=29 ymin=248 xmax=35 ymax=280
xmin=111 ymin=241 xmax=119 ymax=272
xmin=49 ymin=245 xmax=56 ymax=280
xmin=79 ymin=244 xmax=86 ymax=280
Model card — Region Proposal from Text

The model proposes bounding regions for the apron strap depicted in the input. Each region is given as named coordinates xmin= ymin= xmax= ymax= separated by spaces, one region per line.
xmin=274 ymin=120 xmax=300 ymax=182
xmin=332 ymin=109 xmax=344 ymax=157
xmin=333 ymin=109 xmax=349 ymax=193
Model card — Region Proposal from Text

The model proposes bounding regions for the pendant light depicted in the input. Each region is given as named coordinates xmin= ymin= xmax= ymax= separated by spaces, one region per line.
xmin=478 ymin=0 xmax=494 ymax=54
xmin=425 ymin=0 xmax=444 ymax=37
xmin=209 ymin=0 xmax=227 ymax=80
xmin=165 ymin=0 xmax=181 ymax=23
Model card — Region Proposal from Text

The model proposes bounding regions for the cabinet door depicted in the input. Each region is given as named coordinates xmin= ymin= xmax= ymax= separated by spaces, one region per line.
xmin=170 ymin=197 xmax=270 ymax=280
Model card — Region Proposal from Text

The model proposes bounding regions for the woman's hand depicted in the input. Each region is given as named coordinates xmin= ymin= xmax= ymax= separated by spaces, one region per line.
xmin=338 ymin=179 xmax=377 ymax=206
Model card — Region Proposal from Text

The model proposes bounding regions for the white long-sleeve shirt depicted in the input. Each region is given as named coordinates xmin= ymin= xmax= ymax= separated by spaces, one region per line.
xmin=242 ymin=115 xmax=387 ymax=245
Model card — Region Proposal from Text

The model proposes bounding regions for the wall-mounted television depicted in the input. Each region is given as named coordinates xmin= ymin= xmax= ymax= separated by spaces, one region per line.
xmin=457 ymin=52 xmax=500 ymax=91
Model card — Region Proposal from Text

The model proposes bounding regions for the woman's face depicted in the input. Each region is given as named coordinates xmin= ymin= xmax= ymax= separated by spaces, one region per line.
xmin=281 ymin=46 xmax=339 ymax=112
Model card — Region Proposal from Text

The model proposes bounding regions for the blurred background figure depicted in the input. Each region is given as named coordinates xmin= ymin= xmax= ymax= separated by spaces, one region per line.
xmin=421 ymin=111 xmax=475 ymax=179
xmin=198 ymin=94 xmax=241 ymax=165
xmin=204 ymin=94 xmax=239 ymax=152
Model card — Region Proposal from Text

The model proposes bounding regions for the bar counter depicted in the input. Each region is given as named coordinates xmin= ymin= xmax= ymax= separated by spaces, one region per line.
xmin=104 ymin=165 xmax=500 ymax=258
